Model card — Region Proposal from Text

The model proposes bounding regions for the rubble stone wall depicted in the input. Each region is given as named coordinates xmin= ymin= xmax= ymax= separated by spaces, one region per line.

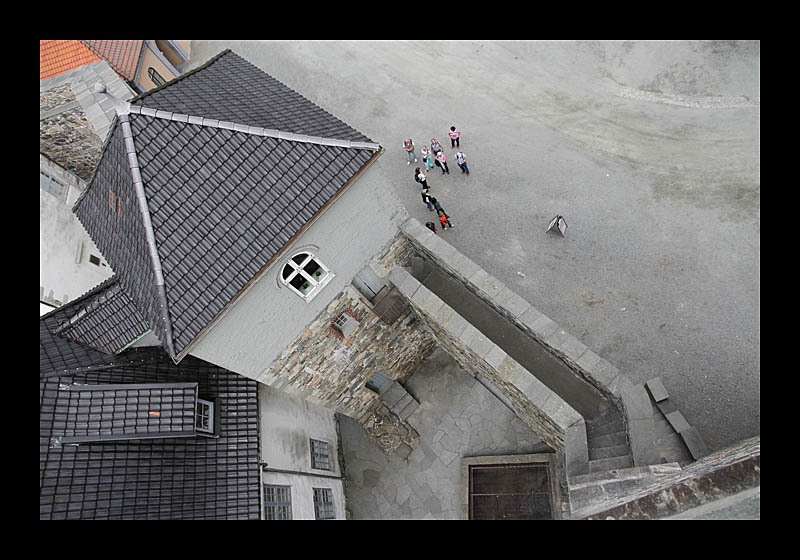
xmin=258 ymin=234 xmax=436 ymax=424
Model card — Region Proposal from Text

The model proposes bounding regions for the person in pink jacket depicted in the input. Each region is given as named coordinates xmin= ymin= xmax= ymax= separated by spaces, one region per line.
xmin=435 ymin=150 xmax=450 ymax=175
xmin=448 ymin=126 xmax=461 ymax=149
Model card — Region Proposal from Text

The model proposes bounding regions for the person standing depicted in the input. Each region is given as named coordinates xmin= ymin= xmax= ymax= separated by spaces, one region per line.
xmin=448 ymin=126 xmax=461 ymax=149
xmin=435 ymin=150 xmax=450 ymax=175
xmin=414 ymin=167 xmax=429 ymax=189
xmin=438 ymin=209 xmax=453 ymax=229
xmin=455 ymin=150 xmax=470 ymax=176
xmin=429 ymin=195 xmax=443 ymax=214
xmin=420 ymin=144 xmax=434 ymax=172
xmin=403 ymin=138 xmax=418 ymax=165
xmin=421 ymin=188 xmax=434 ymax=211
xmin=430 ymin=138 xmax=443 ymax=157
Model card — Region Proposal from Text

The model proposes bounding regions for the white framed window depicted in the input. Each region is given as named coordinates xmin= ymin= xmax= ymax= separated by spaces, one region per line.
xmin=196 ymin=398 xmax=214 ymax=434
xmin=280 ymin=252 xmax=334 ymax=302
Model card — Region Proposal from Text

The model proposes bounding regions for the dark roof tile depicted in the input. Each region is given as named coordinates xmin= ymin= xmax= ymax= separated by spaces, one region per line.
xmin=73 ymin=50 xmax=380 ymax=361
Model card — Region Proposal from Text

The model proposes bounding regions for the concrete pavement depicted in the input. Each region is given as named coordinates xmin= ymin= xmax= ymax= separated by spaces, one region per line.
xmin=189 ymin=40 xmax=759 ymax=454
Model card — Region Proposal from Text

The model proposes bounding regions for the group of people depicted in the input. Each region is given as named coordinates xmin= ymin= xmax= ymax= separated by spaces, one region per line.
xmin=402 ymin=127 xmax=470 ymax=234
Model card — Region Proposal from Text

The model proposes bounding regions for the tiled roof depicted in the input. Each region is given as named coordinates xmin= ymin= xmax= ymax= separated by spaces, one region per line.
xmin=81 ymin=40 xmax=143 ymax=81
xmin=40 ymin=40 xmax=101 ymax=80
xmin=49 ymin=275 xmax=150 ymax=355
xmin=39 ymin=344 xmax=262 ymax=519
xmin=73 ymin=50 xmax=383 ymax=361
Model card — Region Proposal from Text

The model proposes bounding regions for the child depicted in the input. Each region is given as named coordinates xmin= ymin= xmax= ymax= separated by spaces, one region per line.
xmin=448 ymin=126 xmax=460 ymax=149
xmin=438 ymin=209 xmax=453 ymax=229
xmin=455 ymin=151 xmax=470 ymax=175
xmin=425 ymin=221 xmax=438 ymax=234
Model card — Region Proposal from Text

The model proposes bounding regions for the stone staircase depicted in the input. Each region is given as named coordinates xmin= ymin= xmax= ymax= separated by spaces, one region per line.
xmin=377 ymin=379 xmax=420 ymax=421
xmin=585 ymin=407 xmax=633 ymax=472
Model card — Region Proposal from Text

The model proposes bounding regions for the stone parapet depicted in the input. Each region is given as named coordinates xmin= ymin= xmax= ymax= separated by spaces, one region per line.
xmin=389 ymin=266 xmax=588 ymax=476
xmin=399 ymin=218 xmax=661 ymax=467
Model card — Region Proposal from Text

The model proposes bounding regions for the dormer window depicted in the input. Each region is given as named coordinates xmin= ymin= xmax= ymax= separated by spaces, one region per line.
xmin=281 ymin=252 xmax=334 ymax=302
xmin=196 ymin=398 xmax=215 ymax=434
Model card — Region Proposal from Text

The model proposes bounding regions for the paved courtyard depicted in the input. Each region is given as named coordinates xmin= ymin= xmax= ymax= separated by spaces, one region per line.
xmin=190 ymin=40 xmax=760 ymax=453
xmin=337 ymin=348 xmax=551 ymax=519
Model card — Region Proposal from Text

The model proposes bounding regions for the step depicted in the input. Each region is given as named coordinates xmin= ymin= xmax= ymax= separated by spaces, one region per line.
xmin=391 ymin=393 xmax=413 ymax=414
xmin=397 ymin=398 xmax=420 ymax=421
xmin=381 ymin=382 xmax=407 ymax=408
xmin=655 ymin=432 xmax=693 ymax=465
xmin=586 ymin=407 xmax=621 ymax=429
xmin=588 ymin=455 xmax=634 ymax=472
xmin=586 ymin=417 xmax=625 ymax=437
xmin=588 ymin=430 xmax=628 ymax=449
xmin=589 ymin=444 xmax=632 ymax=461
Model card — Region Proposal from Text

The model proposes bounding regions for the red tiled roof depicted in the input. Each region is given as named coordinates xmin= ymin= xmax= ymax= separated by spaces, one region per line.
xmin=40 ymin=40 xmax=101 ymax=80
xmin=81 ymin=40 xmax=143 ymax=81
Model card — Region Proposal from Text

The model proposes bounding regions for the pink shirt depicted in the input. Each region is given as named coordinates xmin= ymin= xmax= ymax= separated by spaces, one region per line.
xmin=448 ymin=128 xmax=460 ymax=139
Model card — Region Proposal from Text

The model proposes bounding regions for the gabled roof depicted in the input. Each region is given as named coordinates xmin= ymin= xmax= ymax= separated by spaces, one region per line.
xmin=73 ymin=49 xmax=383 ymax=362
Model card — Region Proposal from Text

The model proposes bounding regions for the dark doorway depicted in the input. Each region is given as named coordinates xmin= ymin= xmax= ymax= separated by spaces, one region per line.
xmin=468 ymin=463 xmax=553 ymax=520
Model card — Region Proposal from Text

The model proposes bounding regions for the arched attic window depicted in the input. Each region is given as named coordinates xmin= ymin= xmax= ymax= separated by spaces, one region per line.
xmin=280 ymin=252 xmax=334 ymax=302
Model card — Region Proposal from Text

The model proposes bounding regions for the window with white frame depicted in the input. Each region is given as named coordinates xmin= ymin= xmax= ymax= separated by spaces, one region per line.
xmin=313 ymin=487 xmax=335 ymax=520
xmin=281 ymin=252 xmax=334 ymax=301
xmin=263 ymin=485 xmax=292 ymax=520
xmin=196 ymin=398 xmax=214 ymax=434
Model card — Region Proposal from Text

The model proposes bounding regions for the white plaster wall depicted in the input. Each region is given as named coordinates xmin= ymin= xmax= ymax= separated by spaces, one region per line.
xmin=40 ymin=156 xmax=113 ymax=312
xmin=261 ymin=470 xmax=346 ymax=520
xmin=188 ymin=155 xmax=408 ymax=379
xmin=259 ymin=382 xmax=346 ymax=520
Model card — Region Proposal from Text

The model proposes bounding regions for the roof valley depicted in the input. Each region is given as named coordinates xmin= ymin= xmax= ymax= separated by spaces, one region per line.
xmin=118 ymin=112 xmax=177 ymax=359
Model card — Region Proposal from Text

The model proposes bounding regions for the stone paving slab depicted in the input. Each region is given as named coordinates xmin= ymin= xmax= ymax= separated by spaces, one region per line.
xmin=339 ymin=348 xmax=552 ymax=519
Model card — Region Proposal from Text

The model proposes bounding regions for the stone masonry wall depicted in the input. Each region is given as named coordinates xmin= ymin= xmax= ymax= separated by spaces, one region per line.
xmin=258 ymin=234 xmax=436 ymax=424
xmin=390 ymin=266 xmax=583 ymax=457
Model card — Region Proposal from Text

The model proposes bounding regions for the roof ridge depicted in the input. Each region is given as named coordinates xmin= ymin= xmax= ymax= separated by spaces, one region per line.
xmin=127 ymin=103 xmax=382 ymax=151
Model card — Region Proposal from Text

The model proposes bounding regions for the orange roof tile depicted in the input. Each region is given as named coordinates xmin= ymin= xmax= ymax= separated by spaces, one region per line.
xmin=81 ymin=40 xmax=143 ymax=81
xmin=40 ymin=40 xmax=101 ymax=80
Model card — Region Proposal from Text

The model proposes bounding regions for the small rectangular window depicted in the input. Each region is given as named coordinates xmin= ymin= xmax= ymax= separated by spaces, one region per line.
xmin=196 ymin=398 xmax=214 ymax=434
xmin=332 ymin=313 xmax=359 ymax=338
xmin=89 ymin=254 xmax=101 ymax=266
xmin=313 ymin=487 xmax=335 ymax=520
xmin=263 ymin=485 xmax=292 ymax=520
xmin=310 ymin=438 xmax=331 ymax=471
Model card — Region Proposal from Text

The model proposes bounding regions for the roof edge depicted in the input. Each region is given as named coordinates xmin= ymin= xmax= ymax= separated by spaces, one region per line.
xmin=128 ymin=49 xmax=232 ymax=105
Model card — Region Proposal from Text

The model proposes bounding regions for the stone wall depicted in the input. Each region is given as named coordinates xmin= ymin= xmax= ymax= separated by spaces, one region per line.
xmin=258 ymin=234 xmax=436 ymax=424
xmin=388 ymin=265 xmax=587 ymax=476
xmin=398 ymin=218 xmax=661 ymax=468
xmin=40 ymin=84 xmax=104 ymax=181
